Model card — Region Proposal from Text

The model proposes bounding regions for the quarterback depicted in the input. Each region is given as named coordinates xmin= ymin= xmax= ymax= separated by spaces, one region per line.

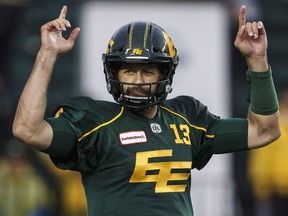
xmin=13 ymin=4 xmax=280 ymax=216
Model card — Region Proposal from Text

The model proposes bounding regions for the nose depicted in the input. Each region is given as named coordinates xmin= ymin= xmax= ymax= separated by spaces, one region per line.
xmin=134 ymin=71 xmax=144 ymax=84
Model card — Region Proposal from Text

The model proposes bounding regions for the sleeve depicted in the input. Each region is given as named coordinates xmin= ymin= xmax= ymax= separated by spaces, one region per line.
xmin=211 ymin=118 xmax=248 ymax=154
xmin=43 ymin=97 xmax=100 ymax=172
xmin=191 ymin=108 xmax=220 ymax=170
xmin=43 ymin=117 xmax=78 ymax=158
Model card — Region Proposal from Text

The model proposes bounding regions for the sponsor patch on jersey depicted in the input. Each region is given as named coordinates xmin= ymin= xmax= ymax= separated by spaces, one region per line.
xmin=150 ymin=123 xmax=162 ymax=133
xmin=119 ymin=131 xmax=147 ymax=145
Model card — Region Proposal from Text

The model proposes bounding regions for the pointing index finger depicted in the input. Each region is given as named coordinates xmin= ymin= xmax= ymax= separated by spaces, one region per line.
xmin=59 ymin=5 xmax=67 ymax=19
xmin=238 ymin=5 xmax=246 ymax=28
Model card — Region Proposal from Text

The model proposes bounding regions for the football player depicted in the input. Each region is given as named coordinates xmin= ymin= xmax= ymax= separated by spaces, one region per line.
xmin=13 ymin=5 xmax=280 ymax=216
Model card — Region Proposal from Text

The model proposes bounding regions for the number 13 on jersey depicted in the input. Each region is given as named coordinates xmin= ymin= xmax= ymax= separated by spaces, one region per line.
xmin=169 ymin=124 xmax=191 ymax=145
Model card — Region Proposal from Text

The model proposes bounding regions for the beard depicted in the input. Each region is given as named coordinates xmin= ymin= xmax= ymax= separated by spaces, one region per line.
xmin=125 ymin=84 xmax=155 ymax=96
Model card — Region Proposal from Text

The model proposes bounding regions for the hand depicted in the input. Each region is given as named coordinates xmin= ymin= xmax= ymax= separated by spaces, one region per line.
xmin=234 ymin=5 xmax=267 ymax=59
xmin=40 ymin=5 xmax=80 ymax=56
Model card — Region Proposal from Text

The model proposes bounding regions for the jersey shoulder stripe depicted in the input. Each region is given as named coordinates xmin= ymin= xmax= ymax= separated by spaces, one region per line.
xmin=78 ymin=106 xmax=124 ymax=141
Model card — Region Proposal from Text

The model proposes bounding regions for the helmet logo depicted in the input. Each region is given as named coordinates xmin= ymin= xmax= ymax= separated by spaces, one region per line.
xmin=163 ymin=32 xmax=176 ymax=59
xmin=132 ymin=48 xmax=143 ymax=55
xmin=106 ymin=39 xmax=115 ymax=54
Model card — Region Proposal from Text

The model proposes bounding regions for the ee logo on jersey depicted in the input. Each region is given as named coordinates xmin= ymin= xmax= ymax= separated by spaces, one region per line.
xmin=129 ymin=150 xmax=192 ymax=193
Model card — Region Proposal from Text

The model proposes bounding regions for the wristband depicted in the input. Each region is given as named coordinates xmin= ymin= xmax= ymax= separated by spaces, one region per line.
xmin=246 ymin=66 xmax=279 ymax=115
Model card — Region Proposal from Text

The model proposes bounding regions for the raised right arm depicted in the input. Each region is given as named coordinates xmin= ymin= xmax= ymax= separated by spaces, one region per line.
xmin=12 ymin=6 xmax=80 ymax=150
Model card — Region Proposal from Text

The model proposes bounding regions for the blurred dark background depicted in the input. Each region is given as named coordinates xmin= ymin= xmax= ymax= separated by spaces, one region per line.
xmin=0 ymin=0 xmax=287 ymax=216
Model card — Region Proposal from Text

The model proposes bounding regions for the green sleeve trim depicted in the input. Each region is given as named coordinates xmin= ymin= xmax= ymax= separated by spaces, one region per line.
xmin=42 ymin=118 xmax=77 ymax=158
xmin=211 ymin=118 xmax=248 ymax=154
xmin=246 ymin=66 xmax=279 ymax=115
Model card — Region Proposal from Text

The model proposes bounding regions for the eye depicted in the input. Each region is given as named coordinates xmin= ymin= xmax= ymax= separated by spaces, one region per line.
xmin=121 ymin=69 xmax=135 ymax=75
xmin=124 ymin=69 xmax=134 ymax=73
xmin=144 ymin=70 xmax=155 ymax=75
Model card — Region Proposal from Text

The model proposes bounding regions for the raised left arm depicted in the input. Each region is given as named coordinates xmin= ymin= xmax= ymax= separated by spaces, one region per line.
xmin=234 ymin=5 xmax=280 ymax=149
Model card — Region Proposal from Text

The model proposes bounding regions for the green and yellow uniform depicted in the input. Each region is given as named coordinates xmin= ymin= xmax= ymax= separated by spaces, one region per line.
xmin=45 ymin=95 xmax=248 ymax=216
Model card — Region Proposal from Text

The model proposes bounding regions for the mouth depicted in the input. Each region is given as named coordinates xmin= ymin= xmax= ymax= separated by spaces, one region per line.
xmin=129 ymin=90 xmax=147 ymax=97
xmin=126 ymin=86 xmax=151 ymax=97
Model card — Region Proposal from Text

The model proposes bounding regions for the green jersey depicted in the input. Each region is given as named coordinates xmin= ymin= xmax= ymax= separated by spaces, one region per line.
xmin=45 ymin=95 xmax=248 ymax=216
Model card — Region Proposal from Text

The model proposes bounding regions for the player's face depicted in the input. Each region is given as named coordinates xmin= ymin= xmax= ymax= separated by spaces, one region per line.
xmin=117 ymin=63 xmax=162 ymax=96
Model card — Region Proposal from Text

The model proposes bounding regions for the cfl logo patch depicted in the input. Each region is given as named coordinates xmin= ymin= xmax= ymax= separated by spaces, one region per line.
xmin=129 ymin=150 xmax=192 ymax=193
xmin=150 ymin=123 xmax=162 ymax=133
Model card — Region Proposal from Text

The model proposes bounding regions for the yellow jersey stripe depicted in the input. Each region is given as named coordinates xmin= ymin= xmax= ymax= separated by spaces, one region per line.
xmin=78 ymin=106 xmax=124 ymax=142
xmin=160 ymin=105 xmax=215 ymax=138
